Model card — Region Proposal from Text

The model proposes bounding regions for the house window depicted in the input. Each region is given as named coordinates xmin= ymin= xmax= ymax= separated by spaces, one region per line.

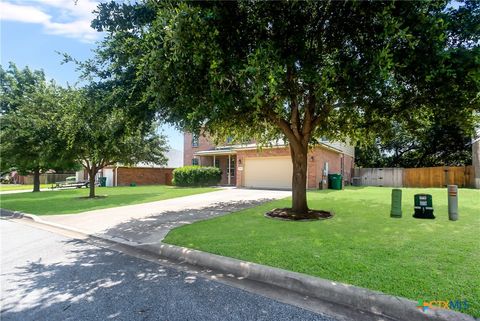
xmin=192 ymin=135 xmax=199 ymax=147
xmin=192 ymin=158 xmax=199 ymax=165
xmin=214 ymin=159 xmax=220 ymax=168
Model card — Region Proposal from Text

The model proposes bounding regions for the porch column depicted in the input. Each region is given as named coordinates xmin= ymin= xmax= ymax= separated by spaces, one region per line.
xmin=213 ymin=155 xmax=216 ymax=167
xmin=228 ymin=154 xmax=231 ymax=185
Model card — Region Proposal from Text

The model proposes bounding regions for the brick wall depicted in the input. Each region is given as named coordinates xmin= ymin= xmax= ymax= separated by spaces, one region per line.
xmin=183 ymin=132 xmax=215 ymax=166
xmin=117 ymin=167 xmax=174 ymax=186
xmin=311 ymin=147 xmax=341 ymax=188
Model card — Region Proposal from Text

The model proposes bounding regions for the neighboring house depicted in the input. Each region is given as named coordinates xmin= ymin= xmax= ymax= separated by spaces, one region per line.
xmin=165 ymin=148 xmax=184 ymax=168
xmin=184 ymin=133 xmax=354 ymax=189
xmin=75 ymin=148 xmax=182 ymax=187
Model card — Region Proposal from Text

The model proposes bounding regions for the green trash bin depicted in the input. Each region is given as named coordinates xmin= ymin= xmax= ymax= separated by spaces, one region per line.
xmin=99 ymin=177 xmax=107 ymax=187
xmin=328 ymin=174 xmax=342 ymax=190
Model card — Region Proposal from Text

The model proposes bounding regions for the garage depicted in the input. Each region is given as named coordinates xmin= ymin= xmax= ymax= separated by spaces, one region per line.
xmin=244 ymin=157 xmax=293 ymax=189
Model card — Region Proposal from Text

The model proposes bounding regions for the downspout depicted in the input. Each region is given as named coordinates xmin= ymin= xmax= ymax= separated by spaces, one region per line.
xmin=115 ymin=165 xmax=118 ymax=187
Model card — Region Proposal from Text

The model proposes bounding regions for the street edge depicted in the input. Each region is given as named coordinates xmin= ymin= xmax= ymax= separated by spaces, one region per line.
xmin=2 ymin=208 xmax=475 ymax=321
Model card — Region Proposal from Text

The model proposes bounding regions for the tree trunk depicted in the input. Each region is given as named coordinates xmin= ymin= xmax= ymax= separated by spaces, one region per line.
xmin=290 ymin=144 xmax=309 ymax=214
xmin=88 ymin=167 xmax=96 ymax=198
xmin=32 ymin=168 xmax=41 ymax=192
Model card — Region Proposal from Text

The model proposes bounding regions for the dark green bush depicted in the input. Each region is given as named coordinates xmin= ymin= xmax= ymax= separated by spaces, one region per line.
xmin=173 ymin=166 xmax=222 ymax=187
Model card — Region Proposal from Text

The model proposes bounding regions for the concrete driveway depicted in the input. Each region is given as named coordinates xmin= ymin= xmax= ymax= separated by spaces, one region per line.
xmin=42 ymin=188 xmax=290 ymax=244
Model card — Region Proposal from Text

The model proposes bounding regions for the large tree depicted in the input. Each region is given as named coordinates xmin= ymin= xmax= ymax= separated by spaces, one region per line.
xmin=61 ymin=85 xmax=169 ymax=198
xmin=0 ymin=63 xmax=77 ymax=192
xmin=355 ymin=118 xmax=475 ymax=168
xmin=90 ymin=0 xmax=479 ymax=215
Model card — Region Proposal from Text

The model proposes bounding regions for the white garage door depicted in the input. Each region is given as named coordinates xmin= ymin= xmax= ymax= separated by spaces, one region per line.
xmin=244 ymin=157 xmax=292 ymax=189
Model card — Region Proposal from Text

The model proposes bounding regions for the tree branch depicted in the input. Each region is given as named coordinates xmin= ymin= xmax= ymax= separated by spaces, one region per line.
xmin=263 ymin=103 xmax=299 ymax=145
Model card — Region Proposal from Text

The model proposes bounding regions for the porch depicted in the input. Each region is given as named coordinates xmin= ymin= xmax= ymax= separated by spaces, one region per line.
xmin=194 ymin=150 xmax=236 ymax=186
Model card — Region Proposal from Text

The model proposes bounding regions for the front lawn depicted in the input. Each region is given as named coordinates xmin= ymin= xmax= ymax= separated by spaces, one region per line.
xmin=0 ymin=184 xmax=51 ymax=192
xmin=164 ymin=187 xmax=480 ymax=317
xmin=0 ymin=185 xmax=216 ymax=215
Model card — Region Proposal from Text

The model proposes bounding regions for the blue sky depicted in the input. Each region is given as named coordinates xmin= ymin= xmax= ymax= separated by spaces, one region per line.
xmin=0 ymin=0 xmax=183 ymax=151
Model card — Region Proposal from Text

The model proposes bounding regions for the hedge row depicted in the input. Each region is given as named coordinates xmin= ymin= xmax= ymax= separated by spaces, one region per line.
xmin=173 ymin=166 xmax=222 ymax=187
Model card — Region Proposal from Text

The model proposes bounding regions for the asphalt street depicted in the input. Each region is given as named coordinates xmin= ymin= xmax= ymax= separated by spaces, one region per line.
xmin=0 ymin=220 xmax=337 ymax=321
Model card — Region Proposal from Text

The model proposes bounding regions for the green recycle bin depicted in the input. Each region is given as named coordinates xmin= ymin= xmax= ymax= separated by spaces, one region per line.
xmin=99 ymin=177 xmax=107 ymax=187
xmin=328 ymin=174 xmax=342 ymax=190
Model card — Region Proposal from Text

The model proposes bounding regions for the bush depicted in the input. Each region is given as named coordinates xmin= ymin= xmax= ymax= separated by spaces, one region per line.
xmin=173 ymin=166 xmax=222 ymax=187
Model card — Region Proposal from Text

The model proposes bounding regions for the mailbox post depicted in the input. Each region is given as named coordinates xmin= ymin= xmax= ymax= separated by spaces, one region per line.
xmin=448 ymin=185 xmax=459 ymax=221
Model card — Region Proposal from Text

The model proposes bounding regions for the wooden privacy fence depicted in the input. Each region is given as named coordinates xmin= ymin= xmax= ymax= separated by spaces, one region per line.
xmin=353 ymin=166 xmax=474 ymax=188
xmin=353 ymin=168 xmax=404 ymax=187
xmin=403 ymin=166 xmax=473 ymax=188
xmin=21 ymin=173 xmax=76 ymax=185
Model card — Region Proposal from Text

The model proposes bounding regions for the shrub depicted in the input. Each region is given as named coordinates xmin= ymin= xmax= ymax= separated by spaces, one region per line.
xmin=173 ymin=166 xmax=222 ymax=187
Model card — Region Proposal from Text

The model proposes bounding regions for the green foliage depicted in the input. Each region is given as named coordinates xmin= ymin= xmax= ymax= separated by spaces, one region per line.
xmin=90 ymin=0 xmax=479 ymax=144
xmin=356 ymin=118 xmax=474 ymax=168
xmin=0 ymin=62 xmax=46 ymax=114
xmin=89 ymin=0 xmax=479 ymax=210
xmin=60 ymin=84 xmax=169 ymax=197
xmin=0 ymin=63 xmax=78 ymax=181
xmin=61 ymin=85 xmax=169 ymax=171
xmin=173 ymin=166 xmax=221 ymax=187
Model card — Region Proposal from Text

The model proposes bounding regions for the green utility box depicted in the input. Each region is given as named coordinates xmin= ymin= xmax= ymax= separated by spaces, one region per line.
xmin=390 ymin=189 xmax=402 ymax=218
xmin=413 ymin=194 xmax=435 ymax=219
xmin=328 ymin=174 xmax=342 ymax=190
xmin=99 ymin=177 xmax=107 ymax=187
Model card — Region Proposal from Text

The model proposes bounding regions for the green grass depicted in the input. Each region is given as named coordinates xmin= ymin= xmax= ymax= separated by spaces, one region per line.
xmin=0 ymin=184 xmax=51 ymax=192
xmin=0 ymin=185 xmax=216 ymax=215
xmin=164 ymin=187 xmax=480 ymax=317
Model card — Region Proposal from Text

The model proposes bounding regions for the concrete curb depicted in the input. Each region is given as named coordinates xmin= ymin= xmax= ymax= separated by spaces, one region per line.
xmin=2 ymin=208 xmax=475 ymax=321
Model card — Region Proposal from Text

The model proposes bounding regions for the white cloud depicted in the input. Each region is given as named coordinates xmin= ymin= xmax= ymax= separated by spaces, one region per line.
xmin=0 ymin=0 xmax=102 ymax=42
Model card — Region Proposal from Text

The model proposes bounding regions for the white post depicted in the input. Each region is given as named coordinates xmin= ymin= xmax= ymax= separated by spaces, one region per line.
xmin=213 ymin=155 xmax=216 ymax=167
xmin=228 ymin=154 xmax=231 ymax=185
xmin=448 ymin=185 xmax=459 ymax=221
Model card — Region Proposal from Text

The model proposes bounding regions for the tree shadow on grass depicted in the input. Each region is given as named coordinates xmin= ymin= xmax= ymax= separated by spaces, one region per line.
xmin=101 ymin=199 xmax=277 ymax=244
xmin=0 ymin=238 xmax=327 ymax=321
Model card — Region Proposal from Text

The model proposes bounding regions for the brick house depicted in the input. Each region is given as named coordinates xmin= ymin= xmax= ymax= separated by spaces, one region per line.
xmin=75 ymin=149 xmax=182 ymax=187
xmin=184 ymin=133 xmax=355 ymax=189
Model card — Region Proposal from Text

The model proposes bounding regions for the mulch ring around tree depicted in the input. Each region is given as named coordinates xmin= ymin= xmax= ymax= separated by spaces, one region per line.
xmin=265 ymin=208 xmax=334 ymax=221
xmin=76 ymin=195 xmax=108 ymax=200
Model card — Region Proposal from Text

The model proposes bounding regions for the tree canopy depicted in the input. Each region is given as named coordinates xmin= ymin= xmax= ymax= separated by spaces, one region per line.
xmin=355 ymin=118 xmax=474 ymax=168
xmin=89 ymin=0 xmax=479 ymax=215
xmin=0 ymin=63 xmax=169 ymax=196
xmin=61 ymin=84 xmax=168 ymax=198
xmin=0 ymin=63 xmax=78 ymax=192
